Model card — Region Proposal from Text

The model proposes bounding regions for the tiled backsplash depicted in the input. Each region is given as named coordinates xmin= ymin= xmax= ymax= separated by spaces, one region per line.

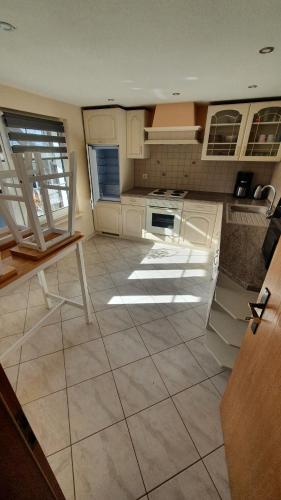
xmin=134 ymin=144 xmax=274 ymax=193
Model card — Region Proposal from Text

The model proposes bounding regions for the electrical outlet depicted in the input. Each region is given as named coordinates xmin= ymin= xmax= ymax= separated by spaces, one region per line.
xmin=142 ymin=173 xmax=148 ymax=179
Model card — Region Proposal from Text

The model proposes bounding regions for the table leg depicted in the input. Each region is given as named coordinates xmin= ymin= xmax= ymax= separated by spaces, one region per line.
xmin=75 ymin=241 xmax=92 ymax=324
xmin=37 ymin=270 xmax=52 ymax=309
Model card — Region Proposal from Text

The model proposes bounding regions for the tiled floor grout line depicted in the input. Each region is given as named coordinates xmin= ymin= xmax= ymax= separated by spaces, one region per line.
xmin=201 ymin=458 xmax=223 ymax=500
xmin=15 ymin=279 xmax=32 ymax=394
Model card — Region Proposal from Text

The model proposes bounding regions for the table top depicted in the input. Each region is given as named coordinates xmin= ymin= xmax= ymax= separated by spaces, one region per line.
xmin=0 ymin=232 xmax=84 ymax=292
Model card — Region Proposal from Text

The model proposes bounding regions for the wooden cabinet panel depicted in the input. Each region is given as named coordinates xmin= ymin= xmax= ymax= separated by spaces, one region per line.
xmin=127 ymin=110 xmax=150 ymax=158
xmin=122 ymin=204 xmax=146 ymax=238
xmin=94 ymin=202 xmax=121 ymax=234
xmin=181 ymin=211 xmax=216 ymax=247
xmin=83 ymin=108 xmax=123 ymax=145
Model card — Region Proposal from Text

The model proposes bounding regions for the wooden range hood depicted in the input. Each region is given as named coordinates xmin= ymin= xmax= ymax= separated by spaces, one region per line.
xmin=144 ymin=102 xmax=203 ymax=144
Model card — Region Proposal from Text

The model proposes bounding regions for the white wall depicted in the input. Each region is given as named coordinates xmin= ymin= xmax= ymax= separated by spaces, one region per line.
xmin=0 ymin=83 xmax=94 ymax=237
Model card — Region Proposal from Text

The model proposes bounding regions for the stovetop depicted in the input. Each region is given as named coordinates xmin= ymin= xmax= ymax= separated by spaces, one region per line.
xmin=148 ymin=189 xmax=188 ymax=199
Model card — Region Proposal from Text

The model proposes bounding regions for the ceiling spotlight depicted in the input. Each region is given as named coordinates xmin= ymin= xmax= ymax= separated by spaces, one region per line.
xmin=248 ymin=84 xmax=258 ymax=88
xmin=172 ymin=92 xmax=181 ymax=96
xmin=184 ymin=76 xmax=198 ymax=81
xmin=259 ymin=46 xmax=274 ymax=54
xmin=107 ymin=98 xmax=115 ymax=102
xmin=0 ymin=21 xmax=16 ymax=31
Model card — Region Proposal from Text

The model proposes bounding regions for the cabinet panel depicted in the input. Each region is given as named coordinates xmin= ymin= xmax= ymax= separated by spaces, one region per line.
xmin=181 ymin=211 xmax=216 ymax=247
xmin=83 ymin=109 xmax=121 ymax=144
xmin=240 ymin=101 xmax=281 ymax=162
xmin=201 ymin=104 xmax=249 ymax=161
xmin=122 ymin=205 xmax=146 ymax=238
xmin=94 ymin=202 xmax=121 ymax=234
xmin=127 ymin=110 xmax=150 ymax=159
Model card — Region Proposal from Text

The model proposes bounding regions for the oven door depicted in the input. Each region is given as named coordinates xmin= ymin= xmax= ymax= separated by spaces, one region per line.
xmin=146 ymin=206 xmax=182 ymax=236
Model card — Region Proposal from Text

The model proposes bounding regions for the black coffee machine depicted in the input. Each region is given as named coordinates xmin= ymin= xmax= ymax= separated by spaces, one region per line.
xmin=234 ymin=171 xmax=253 ymax=198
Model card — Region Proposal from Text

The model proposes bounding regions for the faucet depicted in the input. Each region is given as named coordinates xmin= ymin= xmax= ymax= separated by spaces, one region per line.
xmin=261 ymin=184 xmax=276 ymax=217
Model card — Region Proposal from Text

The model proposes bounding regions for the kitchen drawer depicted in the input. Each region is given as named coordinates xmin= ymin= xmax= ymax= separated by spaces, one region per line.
xmin=121 ymin=196 xmax=146 ymax=206
xmin=183 ymin=200 xmax=218 ymax=213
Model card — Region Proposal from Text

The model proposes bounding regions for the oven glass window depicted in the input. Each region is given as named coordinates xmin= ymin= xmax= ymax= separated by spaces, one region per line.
xmin=152 ymin=213 xmax=175 ymax=229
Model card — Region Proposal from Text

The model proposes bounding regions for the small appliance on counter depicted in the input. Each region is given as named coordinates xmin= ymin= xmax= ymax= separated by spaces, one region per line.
xmin=253 ymin=185 xmax=263 ymax=200
xmin=233 ymin=171 xmax=253 ymax=198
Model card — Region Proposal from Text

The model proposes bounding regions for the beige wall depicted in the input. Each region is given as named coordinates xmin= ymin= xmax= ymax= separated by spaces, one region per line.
xmin=270 ymin=162 xmax=281 ymax=205
xmin=134 ymin=144 xmax=275 ymax=193
xmin=0 ymin=83 xmax=94 ymax=236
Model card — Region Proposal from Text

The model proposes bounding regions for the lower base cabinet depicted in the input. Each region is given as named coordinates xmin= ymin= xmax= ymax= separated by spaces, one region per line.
xmin=121 ymin=204 xmax=146 ymax=238
xmin=94 ymin=202 xmax=121 ymax=234
xmin=180 ymin=210 xmax=216 ymax=247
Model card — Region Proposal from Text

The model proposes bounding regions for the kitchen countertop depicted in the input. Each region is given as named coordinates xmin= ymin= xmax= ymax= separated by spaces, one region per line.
xmin=121 ymin=187 xmax=269 ymax=207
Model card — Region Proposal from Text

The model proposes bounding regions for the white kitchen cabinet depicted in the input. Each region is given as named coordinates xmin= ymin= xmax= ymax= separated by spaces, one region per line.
xmin=202 ymin=101 xmax=281 ymax=162
xmin=122 ymin=204 xmax=146 ymax=238
xmin=94 ymin=202 xmax=121 ymax=234
xmin=180 ymin=210 xmax=216 ymax=247
xmin=239 ymin=101 xmax=281 ymax=161
xmin=127 ymin=110 xmax=150 ymax=158
xmin=202 ymin=104 xmax=249 ymax=161
xmin=83 ymin=108 xmax=125 ymax=145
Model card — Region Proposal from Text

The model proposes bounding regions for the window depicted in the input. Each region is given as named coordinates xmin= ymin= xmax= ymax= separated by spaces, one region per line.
xmin=0 ymin=110 xmax=70 ymax=227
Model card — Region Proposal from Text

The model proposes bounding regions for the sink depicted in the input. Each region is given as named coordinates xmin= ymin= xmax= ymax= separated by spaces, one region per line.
xmin=227 ymin=204 xmax=268 ymax=226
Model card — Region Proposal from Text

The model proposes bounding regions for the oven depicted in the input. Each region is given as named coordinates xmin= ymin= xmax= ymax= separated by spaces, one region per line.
xmin=146 ymin=199 xmax=183 ymax=237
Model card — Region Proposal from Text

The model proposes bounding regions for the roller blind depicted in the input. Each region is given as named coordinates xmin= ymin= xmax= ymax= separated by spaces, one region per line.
xmin=2 ymin=111 xmax=67 ymax=155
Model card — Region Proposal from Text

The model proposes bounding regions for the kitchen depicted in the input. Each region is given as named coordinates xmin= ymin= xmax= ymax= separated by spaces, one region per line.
xmin=1 ymin=1 xmax=281 ymax=499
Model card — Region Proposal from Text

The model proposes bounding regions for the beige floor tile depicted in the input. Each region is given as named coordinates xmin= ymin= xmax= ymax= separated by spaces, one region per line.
xmin=62 ymin=315 xmax=100 ymax=348
xmin=25 ymin=305 xmax=61 ymax=331
xmin=58 ymin=280 xmax=82 ymax=299
xmin=0 ymin=293 xmax=28 ymax=315
xmin=152 ymin=344 xmax=207 ymax=395
xmin=173 ymin=380 xmax=223 ymax=456
xmin=186 ymin=336 xmax=223 ymax=377
xmin=60 ymin=295 xmax=94 ymax=321
xmin=68 ymin=372 xmax=123 ymax=442
xmin=17 ymin=351 xmax=66 ymax=404
xmin=90 ymin=287 xmax=123 ymax=312
xmin=96 ymin=306 xmax=134 ymax=336
xmin=114 ymin=357 xmax=168 ymax=416
xmin=0 ymin=309 xmax=26 ymax=338
xmin=203 ymin=446 xmax=231 ymax=500
xmin=21 ymin=323 xmax=63 ymax=362
xmin=87 ymin=274 xmax=115 ymax=293
xmin=104 ymin=327 xmax=148 ymax=369
xmin=4 ymin=364 xmax=19 ymax=391
xmin=27 ymin=286 xmax=59 ymax=308
xmin=0 ymin=334 xmax=21 ymax=368
xmin=137 ymin=318 xmax=182 ymax=355
xmin=48 ymin=447 xmax=75 ymax=500
xmin=23 ymin=390 xmax=70 ymax=456
xmin=149 ymin=461 xmax=220 ymax=500
xmin=64 ymin=338 xmax=110 ymax=386
xmin=167 ymin=308 xmax=206 ymax=341
xmin=127 ymin=303 xmax=164 ymax=325
xmin=72 ymin=421 xmax=145 ymax=500
xmin=127 ymin=399 xmax=199 ymax=490
xmin=210 ymin=370 xmax=231 ymax=396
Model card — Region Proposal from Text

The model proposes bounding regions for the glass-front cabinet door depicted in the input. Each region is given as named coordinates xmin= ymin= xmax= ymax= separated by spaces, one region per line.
xmin=240 ymin=101 xmax=281 ymax=161
xmin=201 ymin=104 xmax=249 ymax=161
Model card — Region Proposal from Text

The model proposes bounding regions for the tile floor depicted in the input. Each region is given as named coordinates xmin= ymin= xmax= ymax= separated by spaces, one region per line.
xmin=1 ymin=236 xmax=231 ymax=500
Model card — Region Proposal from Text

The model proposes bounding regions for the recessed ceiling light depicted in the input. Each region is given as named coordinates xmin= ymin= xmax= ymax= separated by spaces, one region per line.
xmin=248 ymin=84 xmax=258 ymax=88
xmin=184 ymin=76 xmax=198 ymax=81
xmin=107 ymin=98 xmax=115 ymax=102
xmin=0 ymin=21 xmax=16 ymax=32
xmin=172 ymin=92 xmax=181 ymax=96
xmin=259 ymin=46 xmax=274 ymax=54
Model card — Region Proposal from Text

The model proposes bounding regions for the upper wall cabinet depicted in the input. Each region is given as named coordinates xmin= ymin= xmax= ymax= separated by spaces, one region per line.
xmin=202 ymin=101 xmax=281 ymax=162
xmin=239 ymin=101 xmax=281 ymax=162
xmin=201 ymin=104 xmax=249 ymax=161
xmin=127 ymin=110 xmax=150 ymax=159
xmin=83 ymin=108 xmax=126 ymax=145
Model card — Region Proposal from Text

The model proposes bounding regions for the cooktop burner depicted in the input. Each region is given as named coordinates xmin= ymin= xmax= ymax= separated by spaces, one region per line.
xmin=149 ymin=189 xmax=188 ymax=199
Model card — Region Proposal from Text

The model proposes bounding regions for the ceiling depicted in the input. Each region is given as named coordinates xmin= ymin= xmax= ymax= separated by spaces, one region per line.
xmin=0 ymin=0 xmax=280 ymax=107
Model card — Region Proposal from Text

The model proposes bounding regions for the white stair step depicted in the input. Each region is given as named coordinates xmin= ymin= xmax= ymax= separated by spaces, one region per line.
xmin=209 ymin=306 xmax=247 ymax=348
xmin=215 ymin=285 xmax=258 ymax=320
xmin=206 ymin=328 xmax=239 ymax=369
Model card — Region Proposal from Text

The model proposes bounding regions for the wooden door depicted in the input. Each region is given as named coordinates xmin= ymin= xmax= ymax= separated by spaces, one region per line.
xmin=201 ymin=104 xmax=249 ymax=161
xmin=221 ymin=237 xmax=281 ymax=500
xmin=122 ymin=204 xmax=145 ymax=238
xmin=0 ymin=365 xmax=64 ymax=499
xmin=239 ymin=101 xmax=281 ymax=162
xmin=181 ymin=211 xmax=216 ymax=247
